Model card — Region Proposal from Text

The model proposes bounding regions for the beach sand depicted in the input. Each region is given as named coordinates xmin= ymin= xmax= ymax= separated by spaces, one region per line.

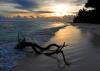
xmin=12 ymin=24 xmax=100 ymax=71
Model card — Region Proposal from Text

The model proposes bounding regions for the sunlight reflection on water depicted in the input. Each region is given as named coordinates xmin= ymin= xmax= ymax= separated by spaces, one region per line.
xmin=40 ymin=22 xmax=65 ymax=29
xmin=48 ymin=22 xmax=65 ymax=28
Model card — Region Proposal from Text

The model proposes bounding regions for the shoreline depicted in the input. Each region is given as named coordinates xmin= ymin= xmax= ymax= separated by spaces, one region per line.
xmin=13 ymin=24 xmax=100 ymax=71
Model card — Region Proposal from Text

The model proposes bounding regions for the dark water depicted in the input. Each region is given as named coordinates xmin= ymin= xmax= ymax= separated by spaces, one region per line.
xmin=0 ymin=21 xmax=100 ymax=71
xmin=0 ymin=21 xmax=66 ymax=71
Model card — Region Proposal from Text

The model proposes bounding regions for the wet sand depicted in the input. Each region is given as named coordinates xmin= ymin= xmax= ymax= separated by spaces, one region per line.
xmin=13 ymin=23 xmax=100 ymax=71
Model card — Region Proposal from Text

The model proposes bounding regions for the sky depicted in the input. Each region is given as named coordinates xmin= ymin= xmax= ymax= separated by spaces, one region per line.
xmin=0 ymin=0 xmax=87 ymax=16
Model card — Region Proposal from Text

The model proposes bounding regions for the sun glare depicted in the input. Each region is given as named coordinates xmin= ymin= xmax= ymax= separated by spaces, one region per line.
xmin=52 ymin=4 xmax=70 ymax=16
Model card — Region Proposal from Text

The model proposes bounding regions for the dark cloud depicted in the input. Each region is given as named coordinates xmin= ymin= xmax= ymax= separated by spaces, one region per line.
xmin=0 ymin=0 xmax=13 ymax=2
xmin=15 ymin=0 xmax=38 ymax=10
xmin=0 ymin=0 xmax=38 ymax=10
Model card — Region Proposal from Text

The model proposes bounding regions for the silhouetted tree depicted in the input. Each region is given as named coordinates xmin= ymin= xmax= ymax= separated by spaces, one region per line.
xmin=85 ymin=0 xmax=98 ymax=8
xmin=73 ymin=0 xmax=100 ymax=24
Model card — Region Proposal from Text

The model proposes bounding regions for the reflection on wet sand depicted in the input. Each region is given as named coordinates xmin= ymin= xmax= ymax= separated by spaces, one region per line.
xmin=49 ymin=25 xmax=82 ymax=45
xmin=91 ymin=33 xmax=100 ymax=47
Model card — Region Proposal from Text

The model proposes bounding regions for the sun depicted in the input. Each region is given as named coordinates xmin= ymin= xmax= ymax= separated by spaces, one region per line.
xmin=52 ymin=4 xmax=70 ymax=16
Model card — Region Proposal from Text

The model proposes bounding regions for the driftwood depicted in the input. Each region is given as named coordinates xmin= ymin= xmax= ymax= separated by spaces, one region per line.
xmin=44 ymin=42 xmax=71 ymax=66
xmin=15 ymin=33 xmax=71 ymax=66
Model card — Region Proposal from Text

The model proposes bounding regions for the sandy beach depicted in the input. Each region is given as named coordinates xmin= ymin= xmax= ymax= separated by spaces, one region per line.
xmin=12 ymin=23 xmax=100 ymax=71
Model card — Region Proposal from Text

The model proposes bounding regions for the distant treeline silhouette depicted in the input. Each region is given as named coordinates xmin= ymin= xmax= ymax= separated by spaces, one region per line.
xmin=73 ymin=0 xmax=100 ymax=24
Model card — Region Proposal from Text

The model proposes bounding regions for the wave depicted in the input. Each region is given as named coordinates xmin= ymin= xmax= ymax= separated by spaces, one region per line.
xmin=0 ymin=45 xmax=26 ymax=71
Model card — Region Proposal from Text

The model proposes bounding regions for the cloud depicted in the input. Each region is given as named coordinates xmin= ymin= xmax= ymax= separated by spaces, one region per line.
xmin=70 ymin=0 xmax=87 ymax=5
xmin=0 ymin=3 xmax=28 ymax=14
xmin=15 ymin=0 xmax=38 ymax=10
xmin=53 ymin=0 xmax=87 ymax=6
xmin=0 ymin=0 xmax=87 ymax=15
xmin=36 ymin=0 xmax=87 ymax=8
xmin=0 ymin=0 xmax=14 ymax=3
xmin=0 ymin=0 xmax=87 ymax=10
xmin=33 ymin=11 xmax=53 ymax=13
xmin=0 ymin=0 xmax=38 ymax=12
